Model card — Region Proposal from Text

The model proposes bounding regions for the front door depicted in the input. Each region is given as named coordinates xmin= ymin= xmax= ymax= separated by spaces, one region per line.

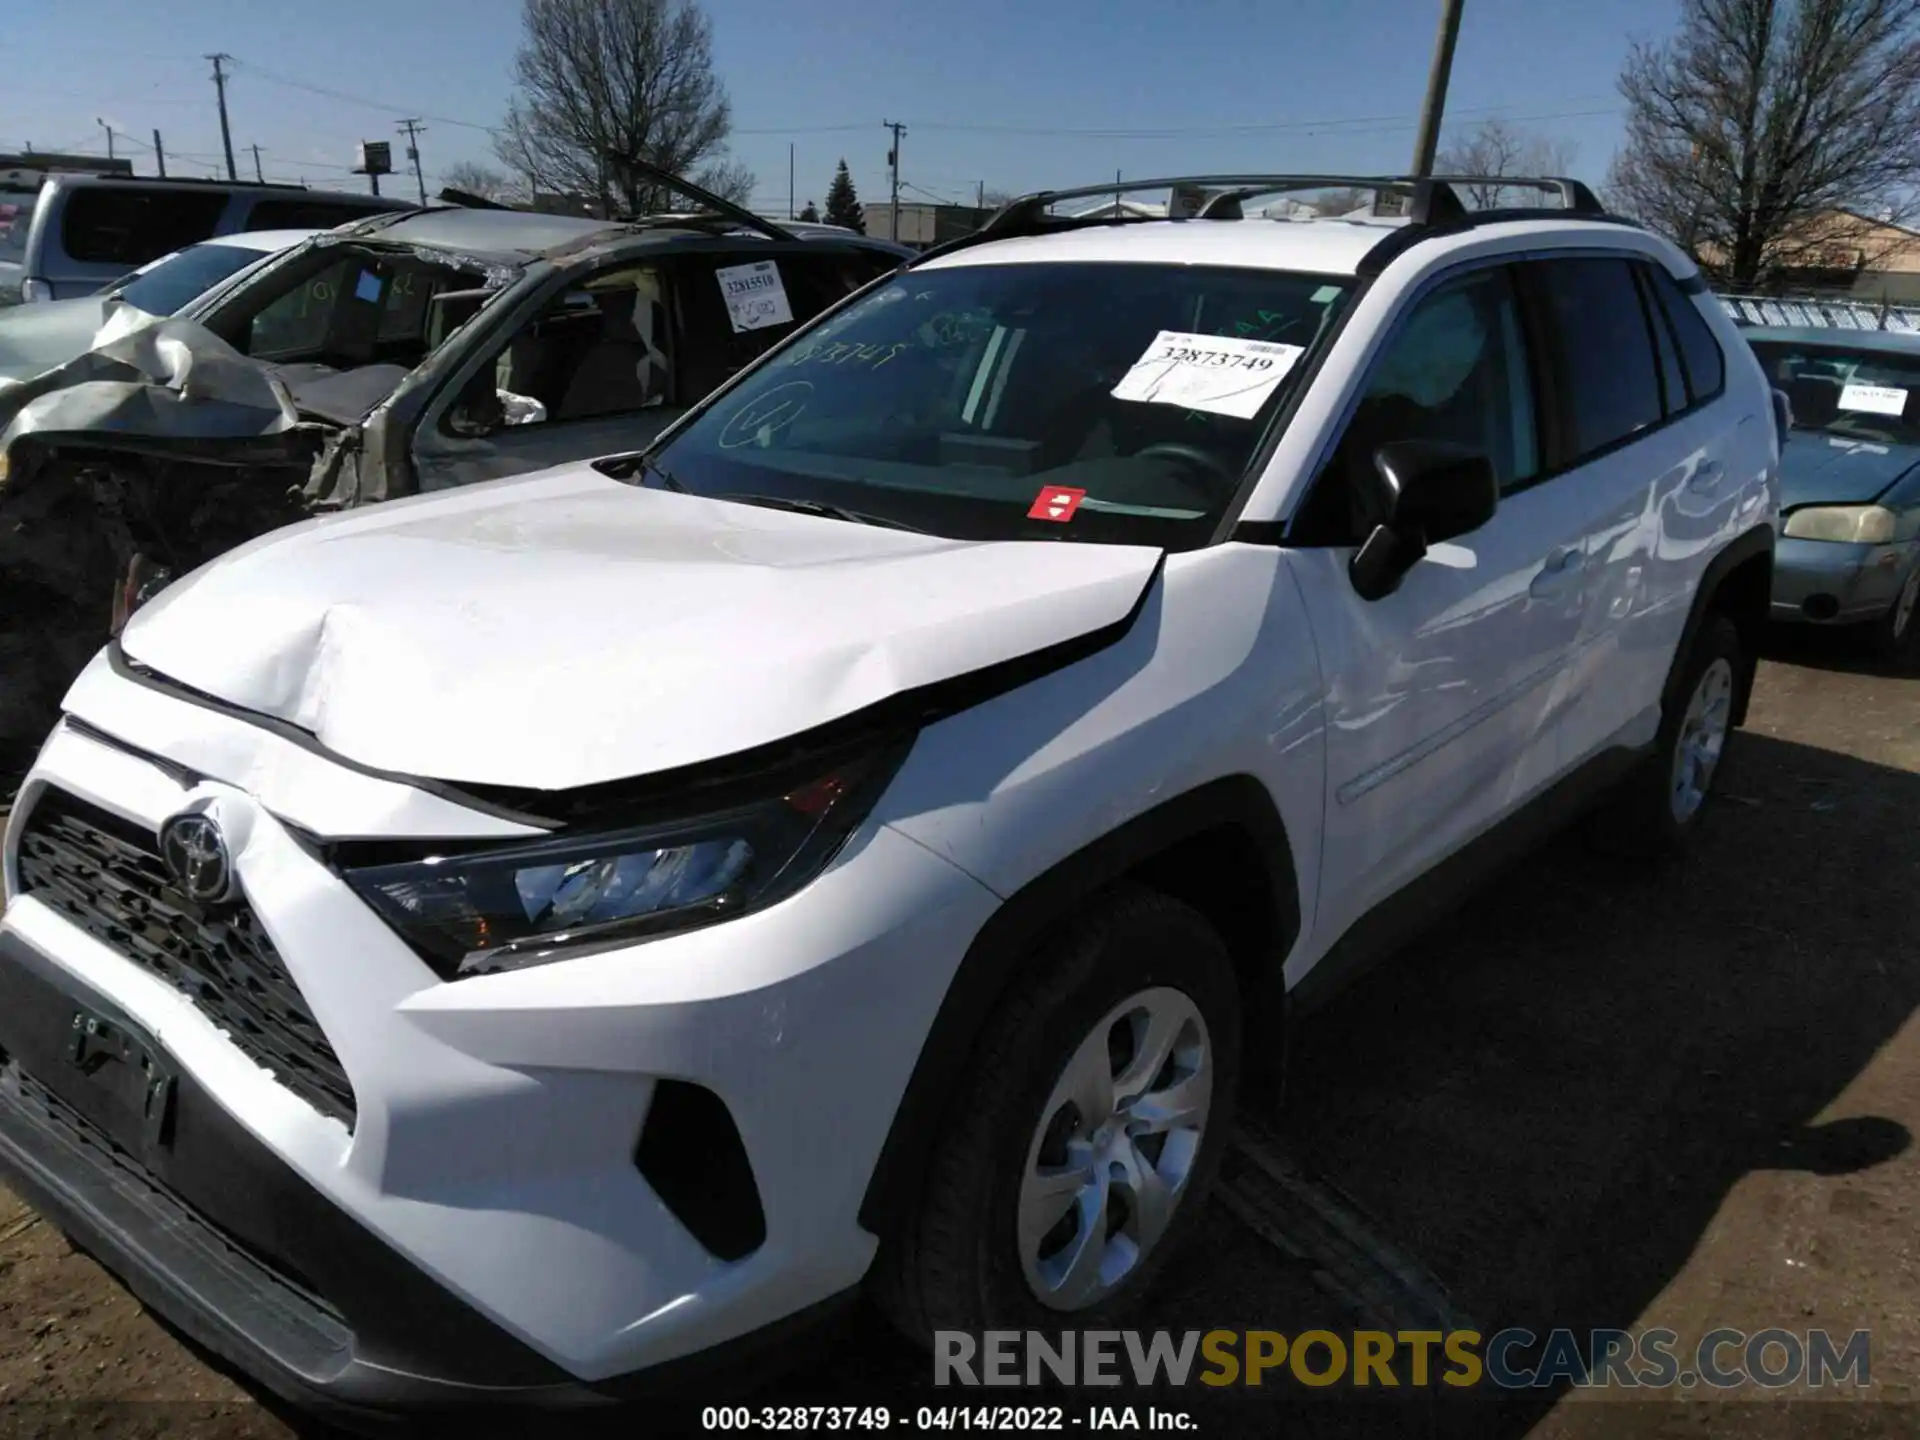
xmin=1286 ymin=263 xmax=1591 ymax=954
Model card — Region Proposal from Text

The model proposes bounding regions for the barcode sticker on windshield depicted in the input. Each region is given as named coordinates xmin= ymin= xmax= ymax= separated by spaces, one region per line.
xmin=716 ymin=261 xmax=794 ymax=334
xmin=1839 ymin=382 xmax=1908 ymax=416
xmin=1111 ymin=331 xmax=1305 ymax=419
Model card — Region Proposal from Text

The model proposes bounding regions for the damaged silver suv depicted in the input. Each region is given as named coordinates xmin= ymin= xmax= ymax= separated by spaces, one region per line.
xmin=0 ymin=171 xmax=909 ymax=765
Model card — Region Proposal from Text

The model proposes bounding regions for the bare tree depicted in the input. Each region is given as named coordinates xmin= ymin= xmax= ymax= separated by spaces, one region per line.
xmin=493 ymin=0 xmax=754 ymax=216
xmin=1609 ymin=0 xmax=1920 ymax=289
xmin=442 ymin=160 xmax=523 ymax=204
xmin=1436 ymin=119 xmax=1581 ymax=209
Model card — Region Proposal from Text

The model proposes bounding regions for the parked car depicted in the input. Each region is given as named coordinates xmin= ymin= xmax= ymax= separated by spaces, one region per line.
xmin=0 ymin=174 xmax=411 ymax=305
xmin=0 ymin=229 xmax=318 ymax=384
xmin=0 ymin=172 xmax=1776 ymax=1418
xmin=0 ymin=169 xmax=912 ymax=760
xmin=1742 ymin=325 xmax=1920 ymax=654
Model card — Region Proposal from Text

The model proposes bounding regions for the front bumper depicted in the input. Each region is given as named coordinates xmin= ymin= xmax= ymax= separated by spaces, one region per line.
xmin=0 ymin=689 xmax=1000 ymax=1408
xmin=1770 ymin=534 xmax=1916 ymax=623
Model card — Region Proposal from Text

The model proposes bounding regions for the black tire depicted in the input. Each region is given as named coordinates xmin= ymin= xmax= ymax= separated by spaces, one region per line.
xmin=1868 ymin=566 xmax=1919 ymax=663
xmin=873 ymin=885 xmax=1242 ymax=1346
xmin=1591 ymin=614 xmax=1743 ymax=859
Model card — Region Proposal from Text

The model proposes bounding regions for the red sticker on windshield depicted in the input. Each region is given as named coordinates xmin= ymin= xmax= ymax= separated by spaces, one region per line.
xmin=1028 ymin=486 xmax=1087 ymax=523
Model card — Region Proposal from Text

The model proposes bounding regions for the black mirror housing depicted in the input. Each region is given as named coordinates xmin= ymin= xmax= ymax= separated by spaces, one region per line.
xmin=1349 ymin=439 xmax=1499 ymax=601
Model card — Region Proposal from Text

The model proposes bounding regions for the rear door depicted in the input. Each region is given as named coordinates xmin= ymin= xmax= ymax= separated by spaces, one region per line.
xmin=407 ymin=247 xmax=898 ymax=492
xmin=1523 ymin=255 xmax=1740 ymax=767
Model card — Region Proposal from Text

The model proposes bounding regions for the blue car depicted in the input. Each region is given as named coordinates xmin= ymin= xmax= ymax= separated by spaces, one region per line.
xmin=1745 ymin=326 xmax=1920 ymax=655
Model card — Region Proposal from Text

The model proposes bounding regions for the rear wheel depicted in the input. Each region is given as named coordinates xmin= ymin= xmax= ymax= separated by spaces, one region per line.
xmin=873 ymin=886 xmax=1241 ymax=1343
xmin=1592 ymin=614 xmax=1742 ymax=858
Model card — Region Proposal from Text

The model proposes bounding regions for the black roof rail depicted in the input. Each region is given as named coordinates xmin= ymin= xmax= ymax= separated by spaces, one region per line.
xmin=90 ymin=173 xmax=310 ymax=192
xmin=908 ymin=171 xmax=1618 ymax=268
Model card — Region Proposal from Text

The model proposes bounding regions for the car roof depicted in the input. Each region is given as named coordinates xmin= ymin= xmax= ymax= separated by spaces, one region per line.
xmin=35 ymin=173 xmax=391 ymax=205
xmin=912 ymin=213 xmax=1637 ymax=277
xmin=1739 ymin=324 xmax=1920 ymax=355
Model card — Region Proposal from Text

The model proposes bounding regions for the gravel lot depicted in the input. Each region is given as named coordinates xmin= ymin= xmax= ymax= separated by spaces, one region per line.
xmin=0 ymin=630 xmax=1913 ymax=1438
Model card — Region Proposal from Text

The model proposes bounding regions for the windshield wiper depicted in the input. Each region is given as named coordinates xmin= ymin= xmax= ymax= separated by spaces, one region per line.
xmin=726 ymin=493 xmax=926 ymax=533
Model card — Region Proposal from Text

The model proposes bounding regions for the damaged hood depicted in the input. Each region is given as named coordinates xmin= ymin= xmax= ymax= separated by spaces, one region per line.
xmin=115 ymin=467 xmax=1162 ymax=790
xmin=0 ymin=306 xmax=297 ymax=450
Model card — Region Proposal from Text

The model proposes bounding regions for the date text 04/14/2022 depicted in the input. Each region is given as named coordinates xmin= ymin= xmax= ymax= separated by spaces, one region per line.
xmin=699 ymin=1404 xmax=1199 ymax=1431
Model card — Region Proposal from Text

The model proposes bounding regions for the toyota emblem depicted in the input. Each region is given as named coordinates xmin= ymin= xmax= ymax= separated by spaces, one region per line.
xmin=159 ymin=812 xmax=237 ymax=905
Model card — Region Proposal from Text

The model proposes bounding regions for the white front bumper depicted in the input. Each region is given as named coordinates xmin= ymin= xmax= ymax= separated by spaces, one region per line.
xmin=1 ymin=661 xmax=999 ymax=1382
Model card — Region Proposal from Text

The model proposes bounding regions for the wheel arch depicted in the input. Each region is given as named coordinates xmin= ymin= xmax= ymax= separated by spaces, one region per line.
xmin=1672 ymin=523 xmax=1774 ymax=727
xmin=857 ymin=774 xmax=1300 ymax=1239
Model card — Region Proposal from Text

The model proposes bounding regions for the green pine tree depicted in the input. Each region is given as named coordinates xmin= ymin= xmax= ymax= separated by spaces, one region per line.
xmin=823 ymin=161 xmax=864 ymax=235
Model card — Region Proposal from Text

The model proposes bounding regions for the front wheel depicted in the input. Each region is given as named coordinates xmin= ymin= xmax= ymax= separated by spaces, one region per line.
xmin=873 ymin=886 xmax=1242 ymax=1343
xmin=1593 ymin=614 xmax=1743 ymax=858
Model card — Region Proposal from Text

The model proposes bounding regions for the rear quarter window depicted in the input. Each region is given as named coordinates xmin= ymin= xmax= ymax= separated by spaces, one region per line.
xmin=1642 ymin=263 xmax=1726 ymax=403
xmin=1532 ymin=257 xmax=1665 ymax=461
xmin=60 ymin=187 xmax=231 ymax=267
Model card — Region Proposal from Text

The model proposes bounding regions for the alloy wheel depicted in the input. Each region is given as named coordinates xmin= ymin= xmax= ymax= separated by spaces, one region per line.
xmin=1670 ymin=657 xmax=1734 ymax=824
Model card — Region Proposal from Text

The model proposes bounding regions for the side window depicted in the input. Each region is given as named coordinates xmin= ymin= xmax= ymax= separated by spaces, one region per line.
xmin=1532 ymin=258 xmax=1664 ymax=459
xmin=1642 ymin=263 xmax=1726 ymax=403
xmin=674 ymin=252 xmax=896 ymax=400
xmin=61 ymin=187 xmax=230 ymax=267
xmin=1320 ymin=266 xmax=1539 ymax=537
xmin=1633 ymin=265 xmax=1689 ymax=416
xmin=448 ymin=266 xmax=672 ymax=432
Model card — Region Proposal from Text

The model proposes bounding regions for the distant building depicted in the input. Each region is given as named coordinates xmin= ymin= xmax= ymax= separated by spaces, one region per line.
xmin=1704 ymin=209 xmax=1920 ymax=307
xmin=870 ymin=202 xmax=992 ymax=248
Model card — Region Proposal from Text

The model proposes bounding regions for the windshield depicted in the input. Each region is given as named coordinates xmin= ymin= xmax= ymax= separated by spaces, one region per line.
xmin=0 ymin=186 xmax=39 ymax=263
xmin=641 ymin=261 xmax=1355 ymax=547
xmin=1751 ymin=339 xmax=1920 ymax=447
xmin=114 ymin=241 xmax=269 ymax=316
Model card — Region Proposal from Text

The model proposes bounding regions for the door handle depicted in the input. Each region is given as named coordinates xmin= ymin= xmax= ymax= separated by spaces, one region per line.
xmin=1529 ymin=547 xmax=1586 ymax=599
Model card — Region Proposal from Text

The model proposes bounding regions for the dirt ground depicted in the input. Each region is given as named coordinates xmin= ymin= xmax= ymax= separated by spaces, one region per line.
xmin=0 ymin=627 xmax=1914 ymax=1438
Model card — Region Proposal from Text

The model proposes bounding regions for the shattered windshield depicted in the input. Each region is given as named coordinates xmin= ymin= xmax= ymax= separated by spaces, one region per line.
xmin=114 ymin=242 xmax=271 ymax=316
xmin=203 ymin=242 xmax=496 ymax=377
xmin=1750 ymin=339 xmax=1920 ymax=447
xmin=640 ymin=260 xmax=1354 ymax=548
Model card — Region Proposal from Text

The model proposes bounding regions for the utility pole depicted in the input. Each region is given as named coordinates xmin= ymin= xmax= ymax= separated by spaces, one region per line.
xmin=397 ymin=118 xmax=428 ymax=206
xmin=1410 ymin=0 xmax=1465 ymax=177
xmin=97 ymin=120 xmax=115 ymax=161
xmin=152 ymin=130 xmax=166 ymax=177
xmin=883 ymin=119 xmax=906 ymax=243
xmin=207 ymin=53 xmax=238 ymax=181
xmin=250 ymin=144 xmax=264 ymax=183
xmin=789 ymin=142 xmax=795 ymax=219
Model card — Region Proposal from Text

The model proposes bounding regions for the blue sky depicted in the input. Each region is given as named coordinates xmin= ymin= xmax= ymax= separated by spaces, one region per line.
xmin=5 ymin=0 xmax=1680 ymax=213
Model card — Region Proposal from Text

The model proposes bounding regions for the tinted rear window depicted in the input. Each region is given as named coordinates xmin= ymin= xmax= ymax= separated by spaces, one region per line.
xmin=61 ymin=187 xmax=230 ymax=267
xmin=1643 ymin=263 xmax=1726 ymax=402
xmin=1533 ymin=258 xmax=1664 ymax=460
xmin=244 ymin=198 xmax=396 ymax=230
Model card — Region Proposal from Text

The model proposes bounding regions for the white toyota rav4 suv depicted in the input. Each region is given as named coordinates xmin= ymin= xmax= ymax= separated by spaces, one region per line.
xmin=0 ymin=174 xmax=1777 ymax=1417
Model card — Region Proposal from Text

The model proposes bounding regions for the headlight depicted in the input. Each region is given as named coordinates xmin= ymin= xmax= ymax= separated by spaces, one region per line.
xmin=342 ymin=740 xmax=909 ymax=979
xmin=1783 ymin=504 xmax=1897 ymax=544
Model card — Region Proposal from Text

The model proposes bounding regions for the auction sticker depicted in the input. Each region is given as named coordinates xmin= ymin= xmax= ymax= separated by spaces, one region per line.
xmin=1028 ymin=485 xmax=1087 ymax=522
xmin=1839 ymin=382 xmax=1908 ymax=417
xmin=716 ymin=261 xmax=795 ymax=334
xmin=1111 ymin=330 xmax=1305 ymax=419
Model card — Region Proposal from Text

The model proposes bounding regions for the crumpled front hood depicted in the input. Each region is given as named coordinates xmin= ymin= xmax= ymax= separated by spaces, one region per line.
xmin=116 ymin=467 xmax=1163 ymax=790
xmin=1780 ymin=434 xmax=1920 ymax=507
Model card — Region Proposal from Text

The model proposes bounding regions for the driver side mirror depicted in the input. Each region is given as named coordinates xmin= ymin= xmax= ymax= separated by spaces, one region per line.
xmin=1349 ymin=439 xmax=1499 ymax=601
